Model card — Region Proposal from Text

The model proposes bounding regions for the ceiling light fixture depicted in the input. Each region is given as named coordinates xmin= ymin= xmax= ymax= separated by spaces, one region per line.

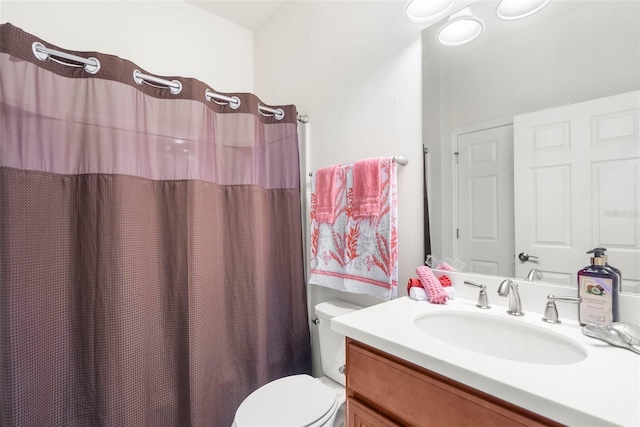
xmin=436 ymin=7 xmax=485 ymax=46
xmin=496 ymin=0 xmax=551 ymax=20
xmin=404 ymin=0 xmax=457 ymax=23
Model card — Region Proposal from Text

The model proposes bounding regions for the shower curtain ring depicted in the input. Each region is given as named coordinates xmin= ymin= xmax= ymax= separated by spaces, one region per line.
xmin=205 ymin=89 xmax=241 ymax=109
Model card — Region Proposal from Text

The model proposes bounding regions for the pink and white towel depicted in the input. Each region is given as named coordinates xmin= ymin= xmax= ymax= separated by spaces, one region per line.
xmin=309 ymin=158 xmax=398 ymax=300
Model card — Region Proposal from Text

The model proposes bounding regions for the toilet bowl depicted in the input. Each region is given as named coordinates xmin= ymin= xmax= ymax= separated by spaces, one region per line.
xmin=232 ymin=374 xmax=345 ymax=427
xmin=232 ymin=300 xmax=362 ymax=427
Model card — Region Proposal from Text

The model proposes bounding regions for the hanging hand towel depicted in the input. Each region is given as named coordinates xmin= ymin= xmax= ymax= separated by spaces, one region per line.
xmin=313 ymin=165 xmax=340 ymax=223
xmin=352 ymin=158 xmax=381 ymax=218
xmin=309 ymin=158 xmax=398 ymax=300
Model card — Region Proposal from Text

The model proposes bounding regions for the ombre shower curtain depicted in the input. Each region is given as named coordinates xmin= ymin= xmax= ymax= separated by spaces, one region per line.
xmin=0 ymin=24 xmax=311 ymax=426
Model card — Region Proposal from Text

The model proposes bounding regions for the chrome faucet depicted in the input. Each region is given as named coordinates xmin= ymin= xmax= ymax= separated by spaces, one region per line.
xmin=525 ymin=268 xmax=544 ymax=282
xmin=497 ymin=279 xmax=524 ymax=316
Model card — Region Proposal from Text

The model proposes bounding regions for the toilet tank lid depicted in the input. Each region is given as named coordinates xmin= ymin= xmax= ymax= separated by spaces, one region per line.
xmin=315 ymin=300 xmax=363 ymax=319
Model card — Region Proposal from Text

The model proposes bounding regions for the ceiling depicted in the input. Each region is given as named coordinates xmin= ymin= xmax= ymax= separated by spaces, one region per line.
xmin=185 ymin=1 xmax=287 ymax=30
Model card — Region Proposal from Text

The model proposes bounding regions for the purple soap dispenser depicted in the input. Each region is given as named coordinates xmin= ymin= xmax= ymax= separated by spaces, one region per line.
xmin=577 ymin=248 xmax=620 ymax=326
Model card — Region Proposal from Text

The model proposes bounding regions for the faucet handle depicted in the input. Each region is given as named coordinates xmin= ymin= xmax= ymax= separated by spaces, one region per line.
xmin=542 ymin=294 xmax=581 ymax=324
xmin=464 ymin=281 xmax=491 ymax=309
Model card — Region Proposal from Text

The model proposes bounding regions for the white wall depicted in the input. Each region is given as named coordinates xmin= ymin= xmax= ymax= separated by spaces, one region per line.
xmin=254 ymin=1 xmax=425 ymax=375
xmin=423 ymin=0 xmax=640 ymax=264
xmin=0 ymin=0 xmax=254 ymax=92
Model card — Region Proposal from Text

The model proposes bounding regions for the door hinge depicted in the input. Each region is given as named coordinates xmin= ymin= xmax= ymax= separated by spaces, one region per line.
xmin=454 ymin=152 xmax=459 ymax=164
xmin=456 ymin=228 xmax=459 ymax=239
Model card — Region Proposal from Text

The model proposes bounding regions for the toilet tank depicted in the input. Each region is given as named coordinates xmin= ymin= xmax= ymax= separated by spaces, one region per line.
xmin=314 ymin=300 xmax=363 ymax=386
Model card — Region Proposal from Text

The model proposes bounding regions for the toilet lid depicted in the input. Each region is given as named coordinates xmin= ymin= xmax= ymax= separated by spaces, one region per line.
xmin=235 ymin=374 xmax=338 ymax=427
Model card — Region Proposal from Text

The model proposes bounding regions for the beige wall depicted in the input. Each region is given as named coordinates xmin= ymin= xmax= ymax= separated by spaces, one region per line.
xmin=254 ymin=1 xmax=425 ymax=376
xmin=1 ymin=0 xmax=254 ymax=92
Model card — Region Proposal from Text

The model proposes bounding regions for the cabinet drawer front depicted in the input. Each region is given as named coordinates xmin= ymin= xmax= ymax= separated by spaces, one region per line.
xmin=348 ymin=397 xmax=402 ymax=427
xmin=346 ymin=339 xmax=559 ymax=427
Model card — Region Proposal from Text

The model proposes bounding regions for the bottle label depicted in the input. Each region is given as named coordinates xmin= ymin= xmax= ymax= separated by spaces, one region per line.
xmin=578 ymin=275 xmax=613 ymax=325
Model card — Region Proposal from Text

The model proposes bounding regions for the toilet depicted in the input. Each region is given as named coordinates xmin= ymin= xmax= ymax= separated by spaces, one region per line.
xmin=232 ymin=300 xmax=362 ymax=427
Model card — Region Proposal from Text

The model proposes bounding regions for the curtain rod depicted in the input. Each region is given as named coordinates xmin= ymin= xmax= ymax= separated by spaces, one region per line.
xmin=31 ymin=41 xmax=300 ymax=121
xmin=205 ymin=90 xmax=308 ymax=123
xmin=204 ymin=89 xmax=284 ymax=119
xmin=308 ymin=156 xmax=408 ymax=176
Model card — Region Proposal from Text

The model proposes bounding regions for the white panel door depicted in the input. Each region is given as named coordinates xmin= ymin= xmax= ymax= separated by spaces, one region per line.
xmin=457 ymin=125 xmax=514 ymax=277
xmin=514 ymin=91 xmax=640 ymax=292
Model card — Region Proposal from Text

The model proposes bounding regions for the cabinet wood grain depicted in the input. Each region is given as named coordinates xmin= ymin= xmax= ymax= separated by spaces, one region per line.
xmin=345 ymin=337 xmax=563 ymax=427
xmin=348 ymin=397 xmax=402 ymax=427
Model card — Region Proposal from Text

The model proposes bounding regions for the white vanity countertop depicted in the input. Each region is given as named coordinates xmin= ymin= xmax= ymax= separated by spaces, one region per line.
xmin=331 ymin=296 xmax=640 ymax=427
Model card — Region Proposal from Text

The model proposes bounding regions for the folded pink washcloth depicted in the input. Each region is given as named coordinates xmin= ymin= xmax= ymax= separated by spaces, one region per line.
xmin=315 ymin=165 xmax=339 ymax=223
xmin=352 ymin=158 xmax=381 ymax=218
xmin=416 ymin=266 xmax=449 ymax=304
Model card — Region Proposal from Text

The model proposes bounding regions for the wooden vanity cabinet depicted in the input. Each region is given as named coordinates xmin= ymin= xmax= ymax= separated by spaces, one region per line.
xmin=345 ymin=338 xmax=563 ymax=427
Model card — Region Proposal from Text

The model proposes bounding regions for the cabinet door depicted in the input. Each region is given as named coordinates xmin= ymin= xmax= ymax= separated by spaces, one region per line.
xmin=346 ymin=338 xmax=561 ymax=427
xmin=347 ymin=397 xmax=402 ymax=427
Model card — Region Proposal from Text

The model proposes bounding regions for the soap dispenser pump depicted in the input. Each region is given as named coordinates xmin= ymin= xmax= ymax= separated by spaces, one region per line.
xmin=577 ymin=248 xmax=620 ymax=326
xmin=593 ymin=247 xmax=622 ymax=281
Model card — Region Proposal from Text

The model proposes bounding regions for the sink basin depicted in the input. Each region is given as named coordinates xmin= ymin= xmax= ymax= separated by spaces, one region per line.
xmin=414 ymin=311 xmax=587 ymax=365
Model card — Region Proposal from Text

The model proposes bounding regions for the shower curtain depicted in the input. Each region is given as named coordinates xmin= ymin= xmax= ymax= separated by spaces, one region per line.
xmin=0 ymin=23 xmax=311 ymax=426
